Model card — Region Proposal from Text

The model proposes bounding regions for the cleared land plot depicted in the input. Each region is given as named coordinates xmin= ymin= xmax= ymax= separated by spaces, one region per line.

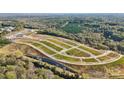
xmin=106 ymin=52 xmax=119 ymax=58
xmin=97 ymin=52 xmax=120 ymax=61
xmin=78 ymin=45 xmax=101 ymax=55
xmin=62 ymin=40 xmax=77 ymax=46
xmin=15 ymin=35 xmax=123 ymax=65
xmin=66 ymin=48 xmax=91 ymax=57
xmin=22 ymin=40 xmax=56 ymax=55
xmin=83 ymin=58 xmax=98 ymax=62
xmin=112 ymin=56 xmax=124 ymax=64
xmin=55 ymin=38 xmax=78 ymax=46
xmin=40 ymin=41 xmax=63 ymax=51
xmin=47 ymin=39 xmax=71 ymax=49
xmin=53 ymin=54 xmax=81 ymax=63
xmin=97 ymin=55 xmax=110 ymax=61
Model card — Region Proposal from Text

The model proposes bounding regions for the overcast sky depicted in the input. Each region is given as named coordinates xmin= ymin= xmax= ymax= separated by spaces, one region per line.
xmin=0 ymin=0 xmax=123 ymax=13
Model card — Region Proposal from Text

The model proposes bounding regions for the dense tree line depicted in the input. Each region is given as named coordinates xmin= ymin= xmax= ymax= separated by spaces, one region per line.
xmin=35 ymin=15 xmax=124 ymax=54
xmin=0 ymin=50 xmax=81 ymax=79
xmin=0 ymin=52 xmax=62 ymax=79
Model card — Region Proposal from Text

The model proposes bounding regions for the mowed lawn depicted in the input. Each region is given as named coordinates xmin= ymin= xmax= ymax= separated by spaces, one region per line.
xmin=66 ymin=48 xmax=91 ymax=57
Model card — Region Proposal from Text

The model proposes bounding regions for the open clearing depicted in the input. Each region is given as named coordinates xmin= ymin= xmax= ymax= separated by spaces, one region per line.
xmin=10 ymin=34 xmax=123 ymax=66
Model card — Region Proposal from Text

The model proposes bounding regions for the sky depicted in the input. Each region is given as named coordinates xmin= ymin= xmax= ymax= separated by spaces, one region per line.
xmin=0 ymin=0 xmax=123 ymax=13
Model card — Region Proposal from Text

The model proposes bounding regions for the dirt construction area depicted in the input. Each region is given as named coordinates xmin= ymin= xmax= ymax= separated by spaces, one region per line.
xmin=7 ymin=33 xmax=122 ymax=66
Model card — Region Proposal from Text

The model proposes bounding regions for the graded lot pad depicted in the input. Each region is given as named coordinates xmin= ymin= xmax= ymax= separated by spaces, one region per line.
xmin=106 ymin=52 xmax=119 ymax=58
xmin=54 ymin=37 xmax=78 ymax=46
xmin=112 ymin=56 xmax=124 ymax=64
xmin=97 ymin=55 xmax=110 ymax=61
xmin=66 ymin=48 xmax=91 ymax=57
xmin=47 ymin=39 xmax=71 ymax=49
xmin=22 ymin=41 xmax=56 ymax=55
xmin=40 ymin=41 xmax=63 ymax=51
xmin=53 ymin=54 xmax=81 ymax=63
xmin=78 ymin=45 xmax=102 ymax=55
xmin=83 ymin=58 xmax=98 ymax=62
xmin=97 ymin=52 xmax=120 ymax=62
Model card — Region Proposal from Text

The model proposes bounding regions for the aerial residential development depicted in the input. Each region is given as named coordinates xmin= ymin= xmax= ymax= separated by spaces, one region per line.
xmin=0 ymin=13 xmax=124 ymax=79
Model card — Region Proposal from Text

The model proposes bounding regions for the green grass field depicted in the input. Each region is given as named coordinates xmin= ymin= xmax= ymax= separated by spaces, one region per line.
xmin=55 ymin=38 xmax=78 ymax=46
xmin=53 ymin=54 xmax=81 ymax=63
xmin=24 ymin=41 xmax=56 ymax=55
xmin=83 ymin=58 xmax=98 ymax=62
xmin=66 ymin=48 xmax=90 ymax=57
xmin=97 ymin=52 xmax=120 ymax=62
xmin=40 ymin=41 xmax=63 ymax=51
xmin=47 ymin=39 xmax=71 ymax=49
xmin=111 ymin=56 xmax=124 ymax=65
xmin=78 ymin=45 xmax=101 ymax=55
xmin=97 ymin=55 xmax=110 ymax=61
xmin=62 ymin=40 xmax=78 ymax=46
xmin=106 ymin=52 xmax=119 ymax=58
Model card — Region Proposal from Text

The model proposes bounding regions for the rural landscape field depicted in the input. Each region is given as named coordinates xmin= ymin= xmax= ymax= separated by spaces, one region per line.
xmin=0 ymin=13 xmax=124 ymax=79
